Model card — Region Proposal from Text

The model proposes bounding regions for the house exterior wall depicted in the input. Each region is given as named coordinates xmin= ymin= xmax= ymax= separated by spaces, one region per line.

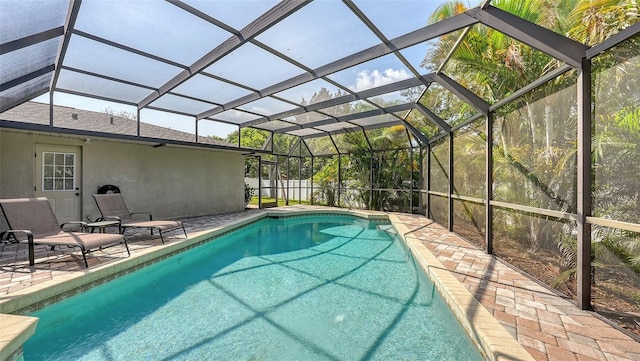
xmin=82 ymin=140 xmax=243 ymax=220
xmin=0 ymin=131 xmax=244 ymax=225
xmin=0 ymin=131 xmax=36 ymax=199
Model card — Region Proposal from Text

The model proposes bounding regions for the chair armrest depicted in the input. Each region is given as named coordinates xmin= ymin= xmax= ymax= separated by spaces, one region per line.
xmin=130 ymin=212 xmax=152 ymax=221
xmin=0 ymin=229 xmax=33 ymax=243
xmin=3 ymin=230 xmax=36 ymax=266
xmin=98 ymin=216 xmax=121 ymax=223
xmin=61 ymin=221 xmax=88 ymax=231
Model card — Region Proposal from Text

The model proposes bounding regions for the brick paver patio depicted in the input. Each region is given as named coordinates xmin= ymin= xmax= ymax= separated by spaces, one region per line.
xmin=393 ymin=213 xmax=640 ymax=361
xmin=1 ymin=207 xmax=639 ymax=361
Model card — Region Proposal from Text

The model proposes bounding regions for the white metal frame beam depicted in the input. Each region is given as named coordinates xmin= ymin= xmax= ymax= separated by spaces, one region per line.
xmin=139 ymin=0 xmax=312 ymax=109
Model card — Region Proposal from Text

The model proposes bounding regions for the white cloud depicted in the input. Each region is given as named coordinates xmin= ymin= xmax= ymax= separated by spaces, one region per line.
xmin=247 ymin=106 xmax=270 ymax=116
xmin=351 ymin=68 xmax=411 ymax=92
xmin=222 ymin=109 xmax=258 ymax=122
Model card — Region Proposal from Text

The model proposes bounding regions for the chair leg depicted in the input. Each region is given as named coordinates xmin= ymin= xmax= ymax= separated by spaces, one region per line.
xmin=123 ymin=239 xmax=130 ymax=256
xmin=80 ymin=247 xmax=89 ymax=268
xmin=182 ymin=225 xmax=187 ymax=238
xmin=28 ymin=237 xmax=35 ymax=266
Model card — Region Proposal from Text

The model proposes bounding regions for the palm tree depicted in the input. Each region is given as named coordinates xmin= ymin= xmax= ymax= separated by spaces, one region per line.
xmin=424 ymin=0 xmax=578 ymax=254
xmin=423 ymin=0 xmax=640 ymax=300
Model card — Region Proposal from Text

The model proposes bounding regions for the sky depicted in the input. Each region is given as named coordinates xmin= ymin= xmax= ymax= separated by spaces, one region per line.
xmin=24 ymin=0 xmax=480 ymax=139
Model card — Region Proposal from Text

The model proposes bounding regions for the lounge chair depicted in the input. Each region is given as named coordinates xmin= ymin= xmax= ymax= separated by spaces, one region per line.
xmin=92 ymin=193 xmax=187 ymax=243
xmin=0 ymin=197 xmax=129 ymax=268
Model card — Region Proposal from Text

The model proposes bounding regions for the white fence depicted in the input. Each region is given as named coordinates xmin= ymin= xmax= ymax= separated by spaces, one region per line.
xmin=244 ymin=178 xmax=312 ymax=201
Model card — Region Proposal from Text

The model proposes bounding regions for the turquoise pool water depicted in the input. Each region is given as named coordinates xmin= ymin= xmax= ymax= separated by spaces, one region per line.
xmin=24 ymin=215 xmax=483 ymax=360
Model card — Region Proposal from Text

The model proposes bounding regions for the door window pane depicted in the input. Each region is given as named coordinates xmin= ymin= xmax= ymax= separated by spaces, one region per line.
xmin=43 ymin=152 xmax=75 ymax=191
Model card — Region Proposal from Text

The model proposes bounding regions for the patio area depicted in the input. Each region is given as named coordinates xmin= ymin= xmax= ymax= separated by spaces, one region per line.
xmin=1 ymin=206 xmax=639 ymax=361
xmin=1 ymin=1 xmax=639 ymax=360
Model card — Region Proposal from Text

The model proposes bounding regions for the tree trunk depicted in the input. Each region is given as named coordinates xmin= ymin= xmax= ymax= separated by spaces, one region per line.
xmin=544 ymin=99 xmax=554 ymax=162
xmin=527 ymin=102 xmax=536 ymax=151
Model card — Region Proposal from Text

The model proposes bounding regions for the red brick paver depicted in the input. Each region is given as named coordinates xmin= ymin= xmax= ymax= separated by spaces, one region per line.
xmin=393 ymin=213 xmax=640 ymax=361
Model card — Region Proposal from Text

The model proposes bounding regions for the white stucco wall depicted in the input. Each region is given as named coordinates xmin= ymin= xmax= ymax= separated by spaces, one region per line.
xmin=0 ymin=130 xmax=244 ymax=224
xmin=82 ymin=140 xmax=243 ymax=219
xmin=0 ymin=131 xmax=38 ymax=199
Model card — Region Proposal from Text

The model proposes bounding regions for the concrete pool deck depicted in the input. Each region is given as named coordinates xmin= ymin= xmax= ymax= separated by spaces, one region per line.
xmin=1 ymin=206 xmax=639 ymax=361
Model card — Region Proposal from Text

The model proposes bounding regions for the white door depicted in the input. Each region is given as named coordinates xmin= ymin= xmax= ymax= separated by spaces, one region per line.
xmin=35 ymin=145 xmax=82 ymax=224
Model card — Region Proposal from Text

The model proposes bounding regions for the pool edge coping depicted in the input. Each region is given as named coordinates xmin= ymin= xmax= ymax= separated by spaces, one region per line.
xmin=1 ymin=209 xmax=531 ymax=361
xmin=389 ymin=214 xmax=535 ymax=361
xmin=0 ymin=314 xmax=38 ymax=361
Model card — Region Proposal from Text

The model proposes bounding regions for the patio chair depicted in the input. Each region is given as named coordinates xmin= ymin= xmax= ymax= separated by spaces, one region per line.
xmin=92 ymin=193 xmax=187 ymax=243
xmin=0 ymin=197 xmax=129 ymax=268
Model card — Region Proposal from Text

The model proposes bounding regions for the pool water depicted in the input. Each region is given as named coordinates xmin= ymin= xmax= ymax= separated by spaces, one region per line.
xmin=24 ymin=215 xmax=483 ymax=360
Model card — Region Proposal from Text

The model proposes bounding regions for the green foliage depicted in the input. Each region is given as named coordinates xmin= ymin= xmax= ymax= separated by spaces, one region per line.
xmin=244 ymin=183 xmax=255 ymax=205
xmin=405 ymin=110 xmax=442 ymax=139
xmin=225 ymin=128 xmax=270 ymax=149
xmin=304 ymin=126 xmax=418 ymax=211
xmin=590 ymin=37 xmax=640 ymax=281
xmin=551 ymin=268 xmax=577 ymax=289
xmin=424 ymin=0 xmax=640 ymax=293
xmin=613 ymin=106 xmax=640 ymax=132
xmin=568 ymin=0 xmax=639 ymax=46
xmin=312 ymin=156 xmax=339 ymax=206
xmin=244 ymin=157 xmax=259 ymax=178
xmin=599 ymin=229 xmax=640 ymax=273
xmin=553 ymin=226 xmax=640 ymax=290
xmin=208 ymin=134 xmax=226 ymax=142
xmin=339 ymin=128 xmax=418 ymax=211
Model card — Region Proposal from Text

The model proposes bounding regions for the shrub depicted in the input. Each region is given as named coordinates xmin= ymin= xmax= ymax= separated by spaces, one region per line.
xmin=244 ymin=183 xmax=255 ymax=205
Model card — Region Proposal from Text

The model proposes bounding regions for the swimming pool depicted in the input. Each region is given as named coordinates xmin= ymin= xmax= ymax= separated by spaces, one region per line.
xmin=24 ymin=215 xmax=484 ymax=360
